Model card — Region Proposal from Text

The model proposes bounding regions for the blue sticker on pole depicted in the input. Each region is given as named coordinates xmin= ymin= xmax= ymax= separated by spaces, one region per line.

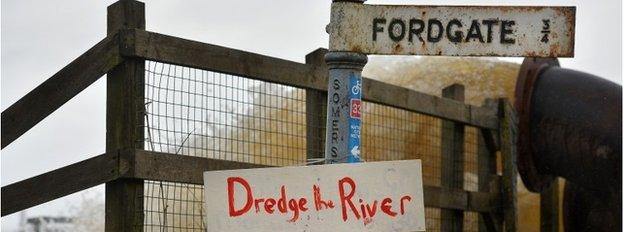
xmin=348 ymin=73 xmax=362 ymax=163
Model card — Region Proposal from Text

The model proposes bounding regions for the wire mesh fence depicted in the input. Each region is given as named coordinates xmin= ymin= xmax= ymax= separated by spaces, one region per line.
xmin=142 ymin=60 xmax=308 ymax=231
xmin=143 ymin=60 xmax=307 ymax=164
xmin=142 ymin=60 xmax=490 ymax=231
xmin=361 ymin=102 xmax=442 ymax=187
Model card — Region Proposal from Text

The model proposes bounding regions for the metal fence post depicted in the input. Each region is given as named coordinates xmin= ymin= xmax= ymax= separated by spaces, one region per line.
xmin=306 ymin=48 xmax=328 ymax=163
xmin=500 ymin=99 xmax=518 ymax=232
xmin=105 ymin=0 xmax=145 ymax=231
xmin=440 ymin=84 xmax=466 ymax=232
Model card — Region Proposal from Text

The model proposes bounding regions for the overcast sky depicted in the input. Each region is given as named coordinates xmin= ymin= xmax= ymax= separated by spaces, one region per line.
xmin=1 ymin=0 xmax=621 ymax=230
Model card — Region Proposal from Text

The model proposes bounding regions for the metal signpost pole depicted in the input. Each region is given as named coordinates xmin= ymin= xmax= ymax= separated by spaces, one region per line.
xmin=324 ymin=52 xmax=367 ymax=164
xmin=324 ymin=0 xmax=367 ymax=164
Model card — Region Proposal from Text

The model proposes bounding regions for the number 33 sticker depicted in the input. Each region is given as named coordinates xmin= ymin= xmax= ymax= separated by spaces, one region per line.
xmin=350 ymin=99 xmax=361 ymax=119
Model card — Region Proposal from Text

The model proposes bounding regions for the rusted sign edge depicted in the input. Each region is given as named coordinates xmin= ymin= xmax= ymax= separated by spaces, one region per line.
xmin=328 ymin=3 xmax=576 ymax=57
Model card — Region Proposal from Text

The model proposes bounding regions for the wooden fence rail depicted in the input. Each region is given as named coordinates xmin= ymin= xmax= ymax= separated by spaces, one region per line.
xmin=0 ymin=29 xmax=499 ymax=152
xmin=0 ymin=34 xmax=124 ymax=149
xmin=2 ymin=149 xmax=501 ymax=216
xmin=119 ymin=29 xmax=499 ymax=130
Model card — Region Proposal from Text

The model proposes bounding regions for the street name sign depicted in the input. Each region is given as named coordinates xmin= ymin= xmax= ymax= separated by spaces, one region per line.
xmin=328 ymin=2 xmax=575 ymax=57
xmin=203 ymin=160 xmax=426 ymax=232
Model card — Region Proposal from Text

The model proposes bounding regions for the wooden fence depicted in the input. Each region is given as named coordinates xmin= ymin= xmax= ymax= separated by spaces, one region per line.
xmin=1 ymin=0 xmax=520 ymax=231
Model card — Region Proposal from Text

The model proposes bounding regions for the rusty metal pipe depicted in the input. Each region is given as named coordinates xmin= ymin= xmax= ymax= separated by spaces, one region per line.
xmin=515 ymin=58 xmax=621 ymax=231
xmin=515 ymin=58 xmax=621 ymax=193
xmin=531 ymin=66 xmax=621 ymax=193
xmin=563 ymin=182 xmax=621 ymax=232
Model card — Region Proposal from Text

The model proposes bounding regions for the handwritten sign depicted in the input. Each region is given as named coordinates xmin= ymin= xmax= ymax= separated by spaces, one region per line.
xmin=328 ymin=2 xmax=575 ymax=57
xmin=203 ymin=160 xmax=425 ymax=232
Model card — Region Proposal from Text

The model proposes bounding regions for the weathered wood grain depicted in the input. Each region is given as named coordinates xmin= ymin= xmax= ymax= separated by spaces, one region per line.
xmin=1 ymin=35 xmax=122 ymax=149
xmin=363 ymin=78 xmax=498 ymax=129
xmin=540 ymin=178 xmax=560 ymax=232
xmin=105 ymin=1 xmax=145 ymax=231
xmin=440 ymin=84 xmax=466 ymax=232
xmin=500 ymin=99 xmax=518 ymax=232
xmin=478 ymin=100 xmax=503 ymax=232
xmin=305 ymin=48 xmax=328 ymax=162
xmin=127 ymin=150 xmax=269 ymax=184
xmin=1 ymin=152 xmax=121 ymax=216
xmin=128 ymin=149 xmax=497 ymax=213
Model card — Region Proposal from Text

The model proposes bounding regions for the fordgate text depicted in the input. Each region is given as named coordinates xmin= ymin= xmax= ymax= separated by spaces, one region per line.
xmin=373 ymin=18 xmax=517 ymax=45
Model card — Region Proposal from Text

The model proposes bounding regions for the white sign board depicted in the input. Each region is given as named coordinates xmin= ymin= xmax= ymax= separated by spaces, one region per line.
xmin=328 ymin=2 xmax=575 ymax=57
xmin=203 ymin=160 xmax=425 ymax=232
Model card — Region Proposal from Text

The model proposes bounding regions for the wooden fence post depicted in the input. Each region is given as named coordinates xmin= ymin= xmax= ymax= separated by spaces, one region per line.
xmin=441 ymin=84 xmax=465 ymax=232
xmin=305 ymin=48 xmax=328 ymax=163
xmin=500 ymin=99 xmax=518 ymax=232
xmin=479 ymin=98 xmax=502 ymax=232
xmin=105 ymin=0 xmax=145 ymax=231
xmin=541 ymin=178 xmax=560 ymax=232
